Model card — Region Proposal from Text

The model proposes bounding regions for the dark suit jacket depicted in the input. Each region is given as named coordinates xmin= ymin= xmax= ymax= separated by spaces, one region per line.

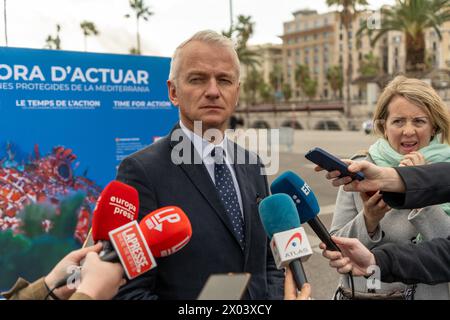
xmin=374 ymin=236 xmax=450 ymax=285
xmin=383 ymin=163 xmax=450 ymax=209
xmin=114 ymin=124 xmax=284 ymax=300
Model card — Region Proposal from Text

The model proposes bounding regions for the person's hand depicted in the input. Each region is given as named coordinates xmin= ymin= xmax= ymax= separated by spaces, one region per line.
xmin=399 ymin=151 xmax=426 ymax=167
xmin=315 ymin=160 xmax=405 ymax=193
xmin=44 ymin=243 xmax=103 ymax=300
xmin=75 ymin=252 xmax=125 ymax=300
xmin=320 ymin=236 xmax=376 ymax=276
xmin=360 ymin=191 xmax=391 ymax=234
xmin=284 ymin=268 xmax=312 ymax=300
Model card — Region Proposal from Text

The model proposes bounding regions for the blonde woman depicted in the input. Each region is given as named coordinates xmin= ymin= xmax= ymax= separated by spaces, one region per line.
xmin=330 ymin=76 xmax=450 ymax=300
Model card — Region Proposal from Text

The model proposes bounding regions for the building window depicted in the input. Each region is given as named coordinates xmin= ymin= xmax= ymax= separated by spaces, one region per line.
xmin=433 ymin=42 xmax=437 ymax=50
xmin=304 ymin=35 xmax=309 ymax=41
xmin=394 ymin=47 xmax=398 ymax=56
xmin=296 ymin=49 xmax=300 ymax=56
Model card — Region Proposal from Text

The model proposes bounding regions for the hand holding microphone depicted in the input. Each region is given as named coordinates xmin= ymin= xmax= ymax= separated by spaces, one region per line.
xmin=284 ymin=268 xmax=312 ymax=300
xmin=75 ymin=251 xmax=126 ymax=300
xmin=43 ymin=242 xmax=104 ymax=300
xmin=320 ymin=236 xmax=376 ymax=277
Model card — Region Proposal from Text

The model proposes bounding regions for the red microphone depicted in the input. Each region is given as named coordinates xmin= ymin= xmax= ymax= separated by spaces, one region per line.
xmin=104 ymin=206 xmax=192 ymax=279
xmin=52 ymin=180 xmax=140 ymax=289
xmin=91 ymin=180 xmax=139 ymax=243
xmin=139 ymin=206 xmax=192 ymax=257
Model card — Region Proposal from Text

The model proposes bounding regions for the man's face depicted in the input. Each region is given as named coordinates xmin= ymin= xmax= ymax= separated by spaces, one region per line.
xmin=167 ymin=40 xmax=240 ymax=134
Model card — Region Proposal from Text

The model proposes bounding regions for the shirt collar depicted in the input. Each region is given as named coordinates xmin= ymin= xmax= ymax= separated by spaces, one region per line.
xmin=179 ymin=120 xmax=228 ymax=161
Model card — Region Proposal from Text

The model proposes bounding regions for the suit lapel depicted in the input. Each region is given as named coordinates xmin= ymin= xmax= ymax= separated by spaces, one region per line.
xmin=229 ymin=140 xmax=254 ymax=256
xmin=168 ymin=125 xmax=243 ymax=248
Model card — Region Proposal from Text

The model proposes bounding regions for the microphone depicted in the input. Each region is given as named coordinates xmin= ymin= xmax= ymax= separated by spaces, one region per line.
xmin=91 ymin=180 xmax=139 ymax=253
xmin=53 ymin=180 xmax=140 ymax=289
xmin=53 ymin=206 xmax=193 ymax=289
xmin=101 ymin=206 xmax=192 ymax=272
xmin=139 ymin=206 xmax=192 ymax=257
xmin=270 ymin=171 xmax=341 ymax=252
xmin=258 ymin=193 xmax=312 ymax=289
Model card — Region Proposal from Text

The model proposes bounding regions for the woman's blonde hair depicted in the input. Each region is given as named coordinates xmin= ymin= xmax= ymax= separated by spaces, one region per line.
xmin=372 ymin=75 xmax=450 ymax=144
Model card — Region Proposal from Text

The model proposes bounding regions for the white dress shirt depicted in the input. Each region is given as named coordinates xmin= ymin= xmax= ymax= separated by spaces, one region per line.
xmin=179 ymin=120 xmax=244 ymax=216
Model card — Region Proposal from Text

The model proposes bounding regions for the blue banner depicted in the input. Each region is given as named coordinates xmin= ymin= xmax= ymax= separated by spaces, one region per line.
xmin=0 ymin=47 xmax=178 ymax=291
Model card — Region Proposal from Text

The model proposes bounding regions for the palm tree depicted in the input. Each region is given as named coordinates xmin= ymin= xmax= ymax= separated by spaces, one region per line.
xmin=45 ymin=24 xmax=61 ymax=50
xmin=3 ymin=0 xmax=7 ymax=46
xmin=125 ymin=0 xmax=153 ymax=55
xmin=358 ymin=0 xmax=450 ymax=72
xmin=294 ymin=64 xmax=310 ymax=100
xmin=359 ymin=52 xmax=381 ymax=76
xmin=326 ymin=65 xmax=344 ymax=98
xmin=326 ymin=0 xmax=368 ymax=118
xmin=282 ymin=83 xmax=292 ymax=102
xmin=243 ymin=68 xmax=264 ymax=106
xmin=80 ymin=21 xmax=99 ymax=52
xmin=223 ymin=15 xmax=260 ymax=69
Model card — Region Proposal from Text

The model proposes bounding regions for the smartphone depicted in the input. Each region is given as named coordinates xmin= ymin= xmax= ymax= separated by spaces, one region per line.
xmin=305 ymin=147 xmax=365 ymax=181
xmin=197 ymin=273 xmax=251 ymax=300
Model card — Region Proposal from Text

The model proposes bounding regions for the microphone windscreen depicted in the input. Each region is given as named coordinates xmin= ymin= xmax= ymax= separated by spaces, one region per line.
xmin=258 ymin=194 xmax=300 ymax=238
xmin=139 ymin=206 xmax=192 ymax=257
xmin=270 ymin=171 xmax=320 ymax=223
xmin=91 ymin=180 xmax=139 ymax=242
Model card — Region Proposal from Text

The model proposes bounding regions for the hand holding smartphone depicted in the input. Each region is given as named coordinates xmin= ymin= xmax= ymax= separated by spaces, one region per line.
xmin=305 ymin=147 xmax=365 ymax=181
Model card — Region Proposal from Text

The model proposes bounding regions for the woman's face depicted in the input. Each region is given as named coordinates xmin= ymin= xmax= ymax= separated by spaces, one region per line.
xmin=383 ymin=96 xmax=435 ymax=155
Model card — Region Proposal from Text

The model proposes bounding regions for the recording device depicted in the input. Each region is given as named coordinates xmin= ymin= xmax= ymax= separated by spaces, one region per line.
xmin=305 ymin=147 xmax=365 ymax=181
xmin=197 ymin=273 xmax=251 ymax=300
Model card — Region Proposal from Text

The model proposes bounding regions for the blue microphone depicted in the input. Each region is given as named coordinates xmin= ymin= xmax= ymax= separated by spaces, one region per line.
xmin=259 ymin=193 xmax=311 ymax=290
xmin=271 ymin=171 xmax=340 ymax=252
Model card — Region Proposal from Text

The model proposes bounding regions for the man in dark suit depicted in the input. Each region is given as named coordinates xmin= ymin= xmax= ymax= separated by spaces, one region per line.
xmin=114 ymin=30 xmax=284 ymax=300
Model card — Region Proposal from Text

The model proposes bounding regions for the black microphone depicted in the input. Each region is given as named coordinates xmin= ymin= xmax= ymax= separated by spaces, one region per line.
xmin=271 ymin=171 xmax=340 ymax=251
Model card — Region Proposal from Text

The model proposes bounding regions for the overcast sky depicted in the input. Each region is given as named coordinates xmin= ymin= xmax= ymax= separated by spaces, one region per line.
xmin=2 ymin=0 xmax=394 ymax=57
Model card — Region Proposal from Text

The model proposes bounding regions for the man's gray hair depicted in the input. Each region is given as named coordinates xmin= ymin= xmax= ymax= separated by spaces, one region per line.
xmin=168 ymin=30 xmax=240 ymax=84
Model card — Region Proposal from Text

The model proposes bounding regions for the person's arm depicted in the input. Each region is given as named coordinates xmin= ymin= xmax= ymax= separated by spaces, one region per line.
xmin=321 ymin=236 xmax=450 ymax=285
xmin=2 ymin=243 xmax=103 ymax=300
xmin=330 ymin=186 xmax=383 ymax=247
xmin=2 ymin=277 xmax=52 ymax=300
xmin=374 ymin=236 xmax=450 ymax=285
xmin=321 ymin=161 xmax=450 ymax=209
xmin=383 ymin=163 xmax=450 ymax=209
xmin=114 ymin=156 xmax=159 ymax=300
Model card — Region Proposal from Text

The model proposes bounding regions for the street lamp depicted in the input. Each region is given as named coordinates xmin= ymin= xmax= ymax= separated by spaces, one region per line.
xmin=3 ymin=0 xmax=7 ymax=46
xmin=229 ymin=0 xmax=233 ymax=30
